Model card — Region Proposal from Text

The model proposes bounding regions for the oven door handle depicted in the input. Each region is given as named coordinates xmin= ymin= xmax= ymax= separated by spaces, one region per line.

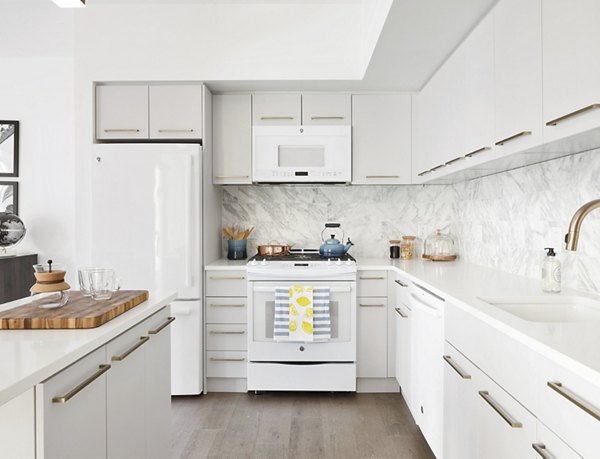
xmin=253 ymin=286 xmax=352 ymax=293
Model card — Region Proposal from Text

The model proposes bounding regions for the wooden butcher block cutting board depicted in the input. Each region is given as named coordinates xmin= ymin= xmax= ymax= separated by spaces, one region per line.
xmin=0 ymin=290 xmax=149 ymax=330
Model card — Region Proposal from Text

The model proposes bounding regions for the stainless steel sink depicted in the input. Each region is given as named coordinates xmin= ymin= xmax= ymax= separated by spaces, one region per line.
xmin=478 ymin=296 xmax=600 ymax=322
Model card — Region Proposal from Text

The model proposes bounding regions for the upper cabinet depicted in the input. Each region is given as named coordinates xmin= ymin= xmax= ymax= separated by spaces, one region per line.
xmin=212 ymin=94 xmax=252 ymax=185
xmin=95 ymin=84 xmax=203 ymax=141
xmin=252 ymin=94 xmax=301 ymax=125
xmin=302 ymin=94 xmax=351 ymax=125
xmin=352 ymin=94 xmax=412 ymax=184
xmin=543 ymin=0 xmax=600 ymax=143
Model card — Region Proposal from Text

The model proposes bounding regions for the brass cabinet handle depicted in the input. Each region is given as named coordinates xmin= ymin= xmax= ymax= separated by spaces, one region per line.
xmin=394 ymin=279 xmax=408 ymax=288
xmin=260 ymin=116 xmax=294 ymax=120
xmin=209 ymin=276 xmax=246 ymax=280
xmin=478 ymin=391 xmax=523 ymax=428
xmin=532 ymin=443 xmax=551 ymax=459
xmin=443 ymin=355 xmax=471 ymax=379
xmin=430 ymin=164 xmax=447 ymax=172
xmin=111 ymin=336 xmax=149 ymax=362
xmin=209 ymin=304 xmax=245 ymax=308
xmin=103 ymin=128 xmax=141 ymax=133
xmin=52 ymin=364 xmax=111 ymax=404
xmin=360 ymin=304 xmax=385 ymax=308
xmin=311 ymin=116 xmax=344 ymax=120
xmin=495 ymin=130 xmax=532 ymax=146
xmin=445 ymin=156 xmax=465 ymax=166
xmin=417 ymin=170 xmax=432 ymax=176
xmin=215 ymin=176 xmax=250 ymax=179
xmin=546 ymin=104 xmax=600 ymax=126
xmin=394 ymin=307 xmax=408 ymax=318
xmin=157 ymin=128 xmax=194 ymax=133
xmin=209 ymin=357 xmax=246 ymax=362
xmin=359 ymin=276 xmax=385 ymax=280
xmin=547 ymin=381 xmax=600 ymax=421
xmin=148 ymin=316 xmax=176 ymax=335
xmin=365 ymin=175 xmax=400 ymax=179
xmin=465 ymin=146 xmax=491 ymax=158
xmin=209 ymin=330 xmax=246 ymax=335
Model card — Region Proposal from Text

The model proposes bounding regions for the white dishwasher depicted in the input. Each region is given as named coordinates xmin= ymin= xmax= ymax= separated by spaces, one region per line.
xmin=410 ymin=282 xmax=445 ymax=459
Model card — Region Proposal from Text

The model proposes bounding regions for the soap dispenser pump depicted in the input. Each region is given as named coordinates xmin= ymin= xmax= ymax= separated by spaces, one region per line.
xmin=542 ymin=247 xmax=561 ymax=293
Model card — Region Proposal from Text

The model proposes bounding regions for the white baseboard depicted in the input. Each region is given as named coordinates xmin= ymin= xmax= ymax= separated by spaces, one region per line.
xmin=357 ymin=378 xmax=400 ymax=393
xmin=206 ymin=378 xmax=247 ymax=393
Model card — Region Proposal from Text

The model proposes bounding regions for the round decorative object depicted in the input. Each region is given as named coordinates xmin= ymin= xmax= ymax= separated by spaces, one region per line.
xmin=0 ymin=212 xmax=26 ymax=255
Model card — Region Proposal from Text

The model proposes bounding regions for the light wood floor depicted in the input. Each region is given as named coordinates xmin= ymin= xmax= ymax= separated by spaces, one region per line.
xmin=171 ymin=392 xmax=435 ymax=459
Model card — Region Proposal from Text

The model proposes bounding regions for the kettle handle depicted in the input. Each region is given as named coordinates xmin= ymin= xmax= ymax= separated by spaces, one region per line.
xmin=325 ymin=223 xmax=341 ymax=228
xmin=321 ymin=223 xmax=344 ymax=242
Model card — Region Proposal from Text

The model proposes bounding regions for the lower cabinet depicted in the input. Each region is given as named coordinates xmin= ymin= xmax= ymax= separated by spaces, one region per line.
xmin=357 ymin=298 xmax=388 ymax=378
xmin=0 ymin=388 xmax=35 ymax=459
xmin=394 ymin=296 xmax=412 ymax=409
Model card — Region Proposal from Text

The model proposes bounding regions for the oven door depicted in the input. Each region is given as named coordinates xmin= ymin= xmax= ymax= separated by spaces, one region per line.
xmin=248 ymin=281 xmax=356 ymax=362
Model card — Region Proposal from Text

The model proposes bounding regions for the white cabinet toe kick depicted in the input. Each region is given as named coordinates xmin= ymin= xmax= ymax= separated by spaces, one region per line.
xmin=247 ymin=362 xmax=356 ymax=392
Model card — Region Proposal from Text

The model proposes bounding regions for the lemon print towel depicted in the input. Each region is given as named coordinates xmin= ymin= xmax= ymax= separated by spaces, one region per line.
xmin=273 ymin=286 xmax=331 ymax=342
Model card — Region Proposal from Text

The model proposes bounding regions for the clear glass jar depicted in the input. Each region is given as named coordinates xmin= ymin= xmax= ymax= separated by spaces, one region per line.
xmin=401 ymin=235 xmax=416 ymax=260
xmin=423 ymin=230 xmax=456 ymax=261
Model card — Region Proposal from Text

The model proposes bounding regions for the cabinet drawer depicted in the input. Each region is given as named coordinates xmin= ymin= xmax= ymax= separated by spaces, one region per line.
xmin=252 ymin=94 xmax=301 ymax=125
xmin=536 ymin=421 xmax=582 ymax=459
xmin=358 ymin=270 xmax=387 ymax=297
xmin=206 ymin=271 xmax=246 ymax=296
xmin=535 ymin=355 xmax=598 ymax=458
xmin=206 ymin=325 xmax=247 ymax=351
xmin=302 ymin=94 xmax=351 ymax=125
xmin=207 ymin=351 xmax=247 ymax=378
xmin=206 ymin=297 xmax=247 ymax=324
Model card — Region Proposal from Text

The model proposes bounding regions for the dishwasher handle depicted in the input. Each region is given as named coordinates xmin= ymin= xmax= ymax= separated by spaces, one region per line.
xmin=409 ymin=292 xmax=442 ymax=318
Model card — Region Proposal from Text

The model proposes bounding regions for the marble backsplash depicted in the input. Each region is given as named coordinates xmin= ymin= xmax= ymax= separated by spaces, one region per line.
xmin=222 ymin=148 xmax=600 ymax=294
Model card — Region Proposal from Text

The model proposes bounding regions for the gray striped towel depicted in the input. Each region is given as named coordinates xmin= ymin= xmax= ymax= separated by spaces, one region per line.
xmin=273 ymin=287 xmax=331 ymax=342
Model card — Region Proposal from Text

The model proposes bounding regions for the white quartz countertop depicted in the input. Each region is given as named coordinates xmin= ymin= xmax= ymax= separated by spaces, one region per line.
xmin=205 ymin=258 xmax=248 ymax=270
xmin=0 ymin=290 xmax=176 ymax=406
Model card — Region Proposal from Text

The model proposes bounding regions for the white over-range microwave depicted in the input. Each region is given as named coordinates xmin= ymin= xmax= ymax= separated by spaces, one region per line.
xmin=252 ymin=125 xmax=351 ymax=183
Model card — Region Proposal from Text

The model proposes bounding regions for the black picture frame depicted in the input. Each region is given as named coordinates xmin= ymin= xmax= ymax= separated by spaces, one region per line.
xmin=0 ymin=120 xmax=19 ymax=177
xmin=0 ymin=181 xmax=18 ymax=215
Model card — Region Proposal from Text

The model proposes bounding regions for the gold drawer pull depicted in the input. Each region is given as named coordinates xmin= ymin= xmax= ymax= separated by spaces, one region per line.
xmin=417 ymin=170 xmax=432 ymax=176
xmin=52 ymin=364 xmax=111 ymax=404
xmin=209 ymin=276 xmax=246 ymax=280
xmin=209 ymin=304 xmax=245 ymax=308
xmin=311 ymin=116 xmax=344 ymax=120
xmin=365 ymin=175 xmax=400 ymax=179
xmin=209 ymin=357 xmax=246 ymax=362
xmin=445 ymin=156 xmax=465 ymax=166
xmin=430 ymin=164 xmax=447 ymax=172
xmin=394 ymin=279 xmax=408 ymax=288
xmin=478 ymin=391 xmax=522 ymax=428
xmin=112 ymin=336 xmax=149 ymax=362
xmin=532 ymin=443 xmax=551 ymax=459
xmin=546 ymin=104 xmax=600 ymax=126
xmin=360 ymin=304 xmax=385 ymax=308
xmin=210 ymin=330 xmax=246 ymax=335
xmin=547 ymin=381 xmax=600 ymax=421
xmin=148 ymin=316 xmax=176 ymax=335
xmin=215 ymin=176 xmax=250 ymax=179
xmin=495 ymin=130 xmax=532 ymax=146
xmin=443 ymin=355 xmax=471 ymax=380
xmin=260 ymin=116 xmax=294 ymax=120
xmin=394 ymin=307 xmax=408 ymax=318
xmin=359 ymin=276 xmax=385 ymax=280
xmin=103 ymin=128 xmax=141 ymax=133
xmin=157 ymin=128 xmax=194 ymax=133
xmin=465 ymin=146 xmax=491 ymax=158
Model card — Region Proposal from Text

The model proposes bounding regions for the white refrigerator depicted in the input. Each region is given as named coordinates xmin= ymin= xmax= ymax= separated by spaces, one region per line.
xmin=91 ymin=143 xmax=203 ymax=395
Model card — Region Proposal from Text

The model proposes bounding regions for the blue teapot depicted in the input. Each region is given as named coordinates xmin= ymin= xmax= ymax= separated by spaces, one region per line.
xmin=319 ymin=223 xmax=354 ymax=258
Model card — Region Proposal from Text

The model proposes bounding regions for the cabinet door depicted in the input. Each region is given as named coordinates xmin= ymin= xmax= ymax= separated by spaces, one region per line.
xmin=149 ymin=85 xmax=203 ymax=139
xmin=212 ymin=94 xmax=252 ymax=184
xmin=352 ymin=94 xmax=412 ymax=184
xmin=302 ymin=94 xmax=351 ymax=125
xmin=106 ymin=322 xmax=147 ymax=459
xmin=494 ymin=0 xmax=543 ymax=156
xmin=0 ymin=388 xmax=35 ymax=459
xmin=144 ymin=308 xmax=173 ymax=459
xmin=535 ymin=422 xmax=582 ymax=459
xmin=394 ymin=303 xmax=411 ymax=408
xmin=36 ymin=347 xmax=108 ymax=459
xmin=443 ymin=342 xmax=477 ymax=459
xmin=543 ymin=0 xmax=600 ymax=142
xmin=252 ymin=94 xmax=301 ymax=125
xmin=357 ymin=298 xmax=387 ymax=378
xmin=96 ymin=85 xmax=149 ymax=140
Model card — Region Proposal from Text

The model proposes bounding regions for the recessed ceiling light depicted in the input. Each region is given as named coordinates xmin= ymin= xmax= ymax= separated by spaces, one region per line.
xmin=51 ymin=0 xmax=85 ymax=8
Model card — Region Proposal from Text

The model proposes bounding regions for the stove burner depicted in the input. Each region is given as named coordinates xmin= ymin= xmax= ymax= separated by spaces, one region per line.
xmin=248 ymin=248 xmax=356 ymax=263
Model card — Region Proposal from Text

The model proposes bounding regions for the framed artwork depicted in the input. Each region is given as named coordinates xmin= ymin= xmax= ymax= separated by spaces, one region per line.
xmin=0 ymin=120 xmax=19 ymax=177
xmin=0 ymin=182 xmax=18 ymax=214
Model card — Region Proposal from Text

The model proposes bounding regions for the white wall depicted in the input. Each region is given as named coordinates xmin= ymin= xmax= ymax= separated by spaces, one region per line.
xmin=0 ymin=3 xmax=77 ymax=284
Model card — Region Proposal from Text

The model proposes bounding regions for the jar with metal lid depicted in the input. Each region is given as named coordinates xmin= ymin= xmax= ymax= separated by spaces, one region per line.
xmin=400 ymin=235 xmax=416 ymax=260
xmin=389 ymin=240 xmax=400 ymax=259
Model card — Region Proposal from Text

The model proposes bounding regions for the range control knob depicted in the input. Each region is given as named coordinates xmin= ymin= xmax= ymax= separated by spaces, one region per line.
xmin=345 ymin=259 xmax=354 ymax=266
xmin=326 ymin=258 xmax=332 ymax=266
xmin=260 ymin=258 xmax=268 ymax=266
xmin=299 ymin=346 xmax=305 ymax=352
xmin=335 ymin=258 xmax=343 ymax=265
xmin=248 ymin=259 xmax=258 ymax=266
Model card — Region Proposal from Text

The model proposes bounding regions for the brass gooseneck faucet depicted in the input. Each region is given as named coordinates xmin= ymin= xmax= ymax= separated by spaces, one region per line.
xmin=565 ymin=199 xmax=600 ymax=251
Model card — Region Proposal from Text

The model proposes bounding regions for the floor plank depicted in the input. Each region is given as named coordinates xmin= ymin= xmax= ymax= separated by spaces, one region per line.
xmin=172 ymin=392 xmax=435 ymax=459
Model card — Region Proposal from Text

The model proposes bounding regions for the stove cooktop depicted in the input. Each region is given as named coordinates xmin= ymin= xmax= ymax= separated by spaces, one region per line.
xmin=248 ymin=248 xmax=356 ymax=263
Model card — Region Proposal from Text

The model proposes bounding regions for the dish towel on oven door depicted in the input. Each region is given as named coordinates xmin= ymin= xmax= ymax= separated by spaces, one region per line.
xmin=273 ymin=286 xmax=331 ymax=342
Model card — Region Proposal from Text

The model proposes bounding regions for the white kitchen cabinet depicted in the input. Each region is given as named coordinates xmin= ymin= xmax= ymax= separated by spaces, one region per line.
xmin=394 ymin=297 xmax=411 ymax=406
xmin=535 ymin=422 xmax=582 ymax=459
xmin=302 ymin=94 xmax=351 ymax=125
xmin=252 ymin=94 xmax=301 ymax=125
xmin=543 ymin=0 xmax=600 ymax=143
xmin=36 ymin=347 xmax=108 ymax=459
xmin=149 ymin=84 xmax=203 ymax=139
xmin=357 ymin=271 xmax=387 ymax=297
xmin=357 ymin=298 xmax=388 ymax=378
xmin=212 ymin=94 xmax=252 ymax=184
xmin=351 ymin=94 xmax=412 ymax=184
xmin=0 ymin=388 xmax=35 ymax=459
xmin=96 ymin=85 xmax=149 ymax=140
xmin=493 ymin=0 xmax=543 ymax=156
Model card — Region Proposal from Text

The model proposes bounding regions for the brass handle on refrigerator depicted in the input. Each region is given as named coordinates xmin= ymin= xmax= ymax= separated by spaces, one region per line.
xmin=112 ymin=336 xmax=149 ymax=362
xmin=532 ymin=443 xmax=551 ymax=459
xmin=443 ymin=355 xmax=471 ymax=379
xmin=546 ymin=104 xmax=600 ymax=126
xmin=148 ymin=316 xmax=176 ymax=335
xmin=495 ymin=130 xmax=531 ymax=146
xmin=478 ymin=391 xmax=522 ymax=428
xmin=465 ymin=146 xmax=491 ymax=158
xmin=52 ymin=364 xmax=111 ymax=404
xmin=394 ymin=307 xmax=408 ymax=318
xmin=547 ymin=381 xmax=600 ymax=421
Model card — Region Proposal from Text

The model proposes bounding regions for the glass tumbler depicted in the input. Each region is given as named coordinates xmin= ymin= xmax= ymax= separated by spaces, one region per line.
xmin=88 ymin=269 xmax=121 ymax=300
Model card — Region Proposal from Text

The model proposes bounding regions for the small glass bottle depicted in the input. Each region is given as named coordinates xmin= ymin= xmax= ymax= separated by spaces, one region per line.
xmin=389 ymin=240 xmax=400 ymax=259
xmin=542 ymin=247 xmax=561 ymax=293
xmin=401 ymin=236 xmax=416 ymax=260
